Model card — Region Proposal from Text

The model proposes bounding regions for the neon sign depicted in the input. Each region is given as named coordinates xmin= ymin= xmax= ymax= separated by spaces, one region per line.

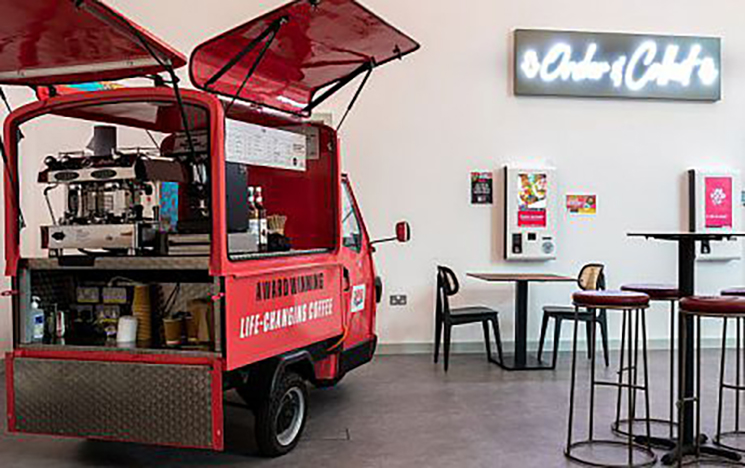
xmin=514 ymin=30 xmax=721 ymax=101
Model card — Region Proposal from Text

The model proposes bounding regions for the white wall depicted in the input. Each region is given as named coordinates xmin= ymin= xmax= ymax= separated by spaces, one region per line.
xmin=3 ymin=0 xmax=745 ymax=351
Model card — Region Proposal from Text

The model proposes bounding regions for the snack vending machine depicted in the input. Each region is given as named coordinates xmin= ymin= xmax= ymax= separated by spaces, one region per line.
xmin=504 ymin=166 xmax=557 ymax=261
xmin=689 ymin=169 xmax=742 ymax=261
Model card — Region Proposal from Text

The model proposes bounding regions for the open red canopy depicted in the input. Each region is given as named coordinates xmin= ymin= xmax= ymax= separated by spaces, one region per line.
xmin=0 ymin=0 xmax=186 ymax=86
xmin=190 ymin=0 xmax=420 ymax=116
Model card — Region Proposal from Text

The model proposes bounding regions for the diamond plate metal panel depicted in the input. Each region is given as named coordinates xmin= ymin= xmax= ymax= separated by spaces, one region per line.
xmin=13 ymin=358 xmax=215 ymax=448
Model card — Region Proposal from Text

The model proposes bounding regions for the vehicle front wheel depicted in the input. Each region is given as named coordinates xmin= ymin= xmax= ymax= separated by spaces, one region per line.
xmin=255 ymin=371 xmax=308 ymax=457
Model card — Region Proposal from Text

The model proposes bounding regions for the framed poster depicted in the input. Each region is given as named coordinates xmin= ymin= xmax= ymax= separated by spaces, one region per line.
xmin=471 ymin=172 xmax=493 ymax=204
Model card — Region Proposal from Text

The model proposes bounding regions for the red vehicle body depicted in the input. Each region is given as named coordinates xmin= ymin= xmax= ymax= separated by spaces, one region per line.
xmin=1 ymin=0 xmax=418 ymax=456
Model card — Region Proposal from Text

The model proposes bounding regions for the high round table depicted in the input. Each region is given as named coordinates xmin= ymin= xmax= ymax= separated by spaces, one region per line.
xmin=629 ymin=232 xmax=745 ymax=465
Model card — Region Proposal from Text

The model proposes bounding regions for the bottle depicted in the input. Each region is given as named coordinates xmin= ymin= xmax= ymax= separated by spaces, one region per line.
xmin=255 ymin=187 xmax=268 ymax=252
xmin=247 ymin=187 xmax=260 ymax=252
xmin=30 ymin=296 xmax=44 ymax=343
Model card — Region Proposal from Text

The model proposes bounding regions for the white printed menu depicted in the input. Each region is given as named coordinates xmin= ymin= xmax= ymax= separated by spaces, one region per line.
xmin=225 ymin=119 xmax=307 ymax=171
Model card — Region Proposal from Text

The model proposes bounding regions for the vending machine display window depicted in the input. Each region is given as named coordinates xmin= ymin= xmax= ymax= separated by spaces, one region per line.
xmin=689 ymin=169 xmax=742 ymax=261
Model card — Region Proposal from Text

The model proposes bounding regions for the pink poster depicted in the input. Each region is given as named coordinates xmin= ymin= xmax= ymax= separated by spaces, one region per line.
xmin=705 ymin=177 xmax=733 ymax=228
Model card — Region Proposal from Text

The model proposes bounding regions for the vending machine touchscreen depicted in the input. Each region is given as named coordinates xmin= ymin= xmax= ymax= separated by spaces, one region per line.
xmin=689 ymin=169 xmax=742 ymax=261
xmin=504 ymin=166 xmax=557 ymax=261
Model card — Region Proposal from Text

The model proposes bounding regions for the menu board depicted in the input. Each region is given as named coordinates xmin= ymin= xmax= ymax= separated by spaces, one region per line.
xmin=225 ymin=119 xmax=307 ymax=171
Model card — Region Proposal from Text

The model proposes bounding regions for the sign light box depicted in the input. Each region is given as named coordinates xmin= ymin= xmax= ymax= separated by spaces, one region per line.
xmin=514 ymin=29 xmax=721 ymax=101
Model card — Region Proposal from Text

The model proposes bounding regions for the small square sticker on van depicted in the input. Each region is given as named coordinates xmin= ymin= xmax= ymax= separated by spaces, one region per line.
xmin=351 ymin=285 xmax=366 ymax=313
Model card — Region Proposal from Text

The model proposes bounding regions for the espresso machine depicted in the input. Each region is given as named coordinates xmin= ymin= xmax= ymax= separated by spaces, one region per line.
xmin=38 ymin=126 xmax=187 ymax=255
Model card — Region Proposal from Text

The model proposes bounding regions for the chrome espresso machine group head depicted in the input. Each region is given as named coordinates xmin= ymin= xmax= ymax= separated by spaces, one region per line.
xmin=38 ymin=126 xmax=187 ymax=255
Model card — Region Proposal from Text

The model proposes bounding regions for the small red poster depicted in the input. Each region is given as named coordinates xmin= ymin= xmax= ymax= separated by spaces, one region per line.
xmin=705 ymin=177 xmax=733 ymax=228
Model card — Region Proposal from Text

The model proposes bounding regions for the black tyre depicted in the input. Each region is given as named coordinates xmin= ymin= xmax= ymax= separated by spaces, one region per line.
xmin=255 ymin=371 xmax=308 ymax=457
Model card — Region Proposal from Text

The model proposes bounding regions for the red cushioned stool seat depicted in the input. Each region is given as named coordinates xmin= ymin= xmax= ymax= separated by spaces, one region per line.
xmin=680 ymin=296 xmax=745 ymax=317
xmin=621 ymin=283 xmax=680 ymax=300
xmin=721 ymin=288 xmax=745 ymax=297
xmin=573 ymin=290 xmax=650 ymax=309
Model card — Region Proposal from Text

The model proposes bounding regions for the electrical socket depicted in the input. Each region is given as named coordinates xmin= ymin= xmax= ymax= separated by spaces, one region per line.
xmin=390 ymin=294 xmax=407 ymax=306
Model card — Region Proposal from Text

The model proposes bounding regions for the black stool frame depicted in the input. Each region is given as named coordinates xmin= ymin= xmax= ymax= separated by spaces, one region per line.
xmin=676 ymin=309 xmax=742 ymax=466
xmin=566 ymin=304 xmax=657 ymax=468
xmin=612 ymin=297 xmax=678 ymax=444
xmin=714 ymin=316 xmax=745 ymax=454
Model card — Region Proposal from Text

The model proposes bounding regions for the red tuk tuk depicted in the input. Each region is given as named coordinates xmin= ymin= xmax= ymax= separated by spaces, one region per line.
xmin=1 ymin=0 xmax=418 ymax=456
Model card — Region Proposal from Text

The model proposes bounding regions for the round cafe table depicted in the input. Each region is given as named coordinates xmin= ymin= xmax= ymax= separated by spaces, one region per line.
xmin=629 ymin=232 xmax=745 ymax=465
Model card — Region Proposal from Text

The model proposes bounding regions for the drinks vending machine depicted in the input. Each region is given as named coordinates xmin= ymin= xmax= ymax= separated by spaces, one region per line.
xmin=504 ymin=166 xmax=557 ymax=261
xmin=689 ymin=169 xmax=742 ymax=261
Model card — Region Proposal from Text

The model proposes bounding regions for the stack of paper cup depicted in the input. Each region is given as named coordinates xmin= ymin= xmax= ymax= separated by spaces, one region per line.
xmin=116 ymin=316 xmax=138 ymax=348
xmin=131 ymin=285 xmax=152 ymax=343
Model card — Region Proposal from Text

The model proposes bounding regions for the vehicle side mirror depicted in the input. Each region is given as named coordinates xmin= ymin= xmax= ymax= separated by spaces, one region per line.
xmin=396 ymin=221 xmax=411 ymax=243
xmin=371 ymin=221 xmax=412 ymax=248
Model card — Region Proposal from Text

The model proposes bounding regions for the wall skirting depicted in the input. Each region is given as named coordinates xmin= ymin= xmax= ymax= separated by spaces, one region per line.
xmin=377 ymin=338 xmax=730 ymax=356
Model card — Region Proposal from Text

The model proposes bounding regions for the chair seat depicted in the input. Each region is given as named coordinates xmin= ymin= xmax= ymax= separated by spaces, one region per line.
xmin=621 ymin=283 xmax=680 ymax=300
xmin=450 ymin=306 xmax=498 ymax=316
xmin=722 ymin=288 xmax=745 ymax=297
xmin=573 ymin=290 xmax=650 ymax=309
xmin=680 ymin=296 xmax=745 ymax=317
xmin=544 ymin=305 xmax=596 ymax=319
xmin=448 ymin=306 xmax=498 ymax=323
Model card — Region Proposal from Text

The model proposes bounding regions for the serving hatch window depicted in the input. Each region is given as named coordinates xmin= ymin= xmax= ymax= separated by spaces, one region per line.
xmin=15 ymin=99 xmax=212 ymax=259
xmin=224 ymin=119 xmax=337 ymax=260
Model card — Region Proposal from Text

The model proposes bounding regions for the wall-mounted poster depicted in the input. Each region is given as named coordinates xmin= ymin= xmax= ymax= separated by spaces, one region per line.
xmin=705 ymin=176 xmax=733 ymax=228
xmin=517 ymin=173 xmax=548 ymax=227
xmin=566 ymin=195 xmax=597 ymax=215
xmin=471 ymin=172 xmax=493 ymax=204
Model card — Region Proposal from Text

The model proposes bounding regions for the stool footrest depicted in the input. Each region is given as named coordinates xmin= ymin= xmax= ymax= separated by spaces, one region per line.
xmin=595 ymin=381 xmax=647 ymax=391
xmin=722 ymin=383 xmax=745 ymax=391
xmin=565 ymin=440 xmax=657 ymax=468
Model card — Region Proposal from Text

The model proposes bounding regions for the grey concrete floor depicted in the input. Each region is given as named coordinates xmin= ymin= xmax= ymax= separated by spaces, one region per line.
xmin=1 ymin=350 xmax=743 ymax=467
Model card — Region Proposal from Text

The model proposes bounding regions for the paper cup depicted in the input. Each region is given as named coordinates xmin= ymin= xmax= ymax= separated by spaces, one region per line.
xmin=116 ymin=316 xmax=138 ymax=347
xmin=163 ymin=318 xmax=184 ymax=346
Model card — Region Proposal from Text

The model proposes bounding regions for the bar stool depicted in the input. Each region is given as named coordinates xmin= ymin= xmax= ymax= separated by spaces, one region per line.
xmin=565 ymin=290 xmax=657 ymax=468
xmin=677 ymin=296 xmax=745 ymax=465
xmin=614 ymin=284 xmax=680 ymax=442
xmin=713 ymin=288 xmax=745 ymax=453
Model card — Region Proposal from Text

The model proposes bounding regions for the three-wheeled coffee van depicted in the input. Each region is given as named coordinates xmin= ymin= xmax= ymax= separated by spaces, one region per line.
xmin=1 ymin=0 xmax=418 ymax=456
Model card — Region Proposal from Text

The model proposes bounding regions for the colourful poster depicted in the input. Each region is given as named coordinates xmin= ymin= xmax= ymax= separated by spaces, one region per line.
xmin=566 ymin=195 xmax=597 ymax=215
xmin=705 ymin=177 xmax=733 ymax=228
xmin=471 ymin=172 xmax=493 ymax=204
xmin=517 ymin=173 xmax=547 ymax=227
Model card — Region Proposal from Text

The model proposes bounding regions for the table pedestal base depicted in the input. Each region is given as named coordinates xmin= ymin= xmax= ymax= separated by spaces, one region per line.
xmin=640 ymin=434 xmax=743 ymax=465
xmin=495 ymin=354 xmax=554 ymax=371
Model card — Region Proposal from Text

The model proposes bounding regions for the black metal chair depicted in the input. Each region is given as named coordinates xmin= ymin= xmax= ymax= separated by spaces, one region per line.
xmin=537 ymin=263 xmax=610 ymax=368
xmin=434 ymin=266 xmax=504 ymax=372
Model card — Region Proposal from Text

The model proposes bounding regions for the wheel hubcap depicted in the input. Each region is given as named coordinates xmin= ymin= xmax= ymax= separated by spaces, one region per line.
xmin=275 ymin=387 xmax=305 ymax=447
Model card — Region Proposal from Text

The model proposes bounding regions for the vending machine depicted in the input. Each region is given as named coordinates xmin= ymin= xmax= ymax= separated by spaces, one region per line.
xmin=689 ymin=169 xmax=742 ymax=261
xmin=504 ymin=166 xmax=558 ymax=261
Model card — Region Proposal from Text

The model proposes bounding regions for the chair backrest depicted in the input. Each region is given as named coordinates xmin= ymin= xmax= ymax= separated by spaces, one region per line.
xmin=436 ymin=265 xmax=460 ymax=319
xmin=577 ymin=263 xmax=605 ymax=291
xmin=437 ymin=265 xmax=460 ymax=296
